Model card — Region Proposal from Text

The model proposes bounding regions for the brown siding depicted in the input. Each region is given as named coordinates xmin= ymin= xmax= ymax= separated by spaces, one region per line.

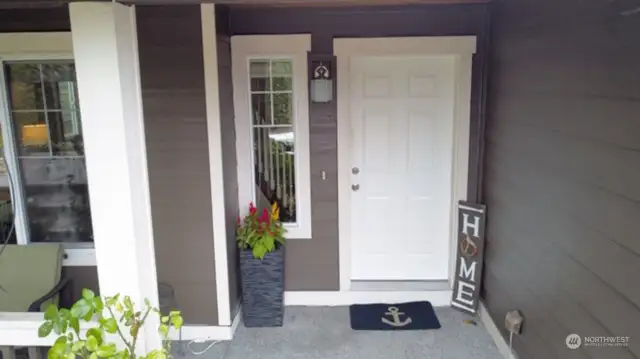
xmin=216 ymin=4 xmax=242 ymax=320
xmin=483 ymin=1 xmax=640 ymax=358
xmin=227 ymin=4 xmax=489 ymax=290
xmin=137 ymin=5 xmax=218 ymax=326
xmin=0 ymin=7 xmax=69 ymax=32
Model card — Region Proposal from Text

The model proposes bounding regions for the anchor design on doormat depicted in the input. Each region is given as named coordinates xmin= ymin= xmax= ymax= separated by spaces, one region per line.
xmin=381 ymin=306 xmax=412 ymax=327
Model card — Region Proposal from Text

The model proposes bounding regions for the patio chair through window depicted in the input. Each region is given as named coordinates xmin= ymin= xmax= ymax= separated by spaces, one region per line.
xmin=0 ymin=243 xmax=68 ymax=359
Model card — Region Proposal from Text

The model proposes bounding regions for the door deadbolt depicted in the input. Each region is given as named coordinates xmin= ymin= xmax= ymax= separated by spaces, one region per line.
xmin=351 ymin=184 xmax=360 ymax=191
xmin=352 ymin=167 xmax=360 ymax=175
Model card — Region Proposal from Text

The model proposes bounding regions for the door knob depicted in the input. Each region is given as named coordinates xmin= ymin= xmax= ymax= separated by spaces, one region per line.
xmin=351 ymin=184 xmax=360 ymax=191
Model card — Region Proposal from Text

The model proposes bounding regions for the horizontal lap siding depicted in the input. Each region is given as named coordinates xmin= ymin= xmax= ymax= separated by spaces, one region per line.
xmin=228 ymin=4 xmax=489 ymax=290
xmin=483 ymin=1 xmax=640 ymax=358
xmin=137 ymin=5 xmax=218 ymax=326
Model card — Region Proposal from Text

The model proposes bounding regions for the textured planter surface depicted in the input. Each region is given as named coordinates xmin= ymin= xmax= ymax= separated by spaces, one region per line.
xmin=239 ymin=247 xmax=285 ymax=327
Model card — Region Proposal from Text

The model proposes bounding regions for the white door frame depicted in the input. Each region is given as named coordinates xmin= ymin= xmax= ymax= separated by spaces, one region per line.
xmin=335 ymin=36 xmax=476 ymax=292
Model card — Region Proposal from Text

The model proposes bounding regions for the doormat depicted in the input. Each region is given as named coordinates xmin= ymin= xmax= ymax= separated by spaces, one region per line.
xmin=349 ymin=301 xmax=441 ymax=331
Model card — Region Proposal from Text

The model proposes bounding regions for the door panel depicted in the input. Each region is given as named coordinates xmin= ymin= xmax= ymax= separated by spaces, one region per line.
xmin=349 ymin=55 xmax=455 ymax=281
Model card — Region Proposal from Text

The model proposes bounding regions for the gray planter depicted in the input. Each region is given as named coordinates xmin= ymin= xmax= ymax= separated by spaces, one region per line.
xmin=239 ymin=246 xmax=285 ymax=327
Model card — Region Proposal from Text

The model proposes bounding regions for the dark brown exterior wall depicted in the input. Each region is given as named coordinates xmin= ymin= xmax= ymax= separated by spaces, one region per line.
xmin=483 ymin=1 xmax=640 ymax=358
xmin=137 ymin=5 xmax=218 ymax=326
xmin=227 ymin=4 xmax=490 ymax=290
xmin=215 ymin=4 xmax=242 ymax=320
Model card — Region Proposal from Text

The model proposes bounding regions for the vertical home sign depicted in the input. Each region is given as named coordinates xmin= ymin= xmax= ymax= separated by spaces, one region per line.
xmin=450 ymin=201 xmax=487 ymax=315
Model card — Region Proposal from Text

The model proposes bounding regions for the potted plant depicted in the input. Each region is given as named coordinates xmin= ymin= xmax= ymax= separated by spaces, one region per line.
xmin=237 ymin=201 xmax=287 ymax=327
xmin=38 ymin=288 xmax=183 ymax=359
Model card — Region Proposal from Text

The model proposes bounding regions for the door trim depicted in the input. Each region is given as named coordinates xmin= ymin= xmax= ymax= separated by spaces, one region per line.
xmin=335 ymin=36 xmax=476 ymax=291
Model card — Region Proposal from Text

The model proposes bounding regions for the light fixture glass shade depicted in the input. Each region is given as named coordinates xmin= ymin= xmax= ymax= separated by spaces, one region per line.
xmin=311 ymin=78 xmax=333 ymax=103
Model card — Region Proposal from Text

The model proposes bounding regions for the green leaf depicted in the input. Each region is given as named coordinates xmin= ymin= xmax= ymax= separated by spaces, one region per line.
xmin=48 ymin=349 xmax=62 ymax=359
xmin=96 ymin=344 xmax=117 ymax=358
xmin=147 ymin=350 xmax=166 ymax=359
xmin=89 ymin=353 xmax=99 ymax=359
xmin=158 ymin=324 xmax=169 ymax=337
xmin=54 ymin=335 xmax=67 ymax=346
xmin=87 ymin=328 xmax=104 ymax=345
xmin=171 ymin=316 xmax=184 ymax=329
xmin=161 ymin=316 xmax=169 ymax=324
xmin=38 ymin=321 xmax=54 ymax=338
xmin=51 ymin=338 xmax=67 ymax=356
xmin=71 ymin=340 xmax=86 ymax=353
xmin=45 ymin=304 xmax=59 ymax=320
xmin=106 ymin=296 xmax=118 ymax=307
xmin=86 ymin=335 xmax=99 ymax=352
xmin=253 ymin=243 xmax=267 ymax=259
xmin=123 ymin=296 xmax=133 ymax=310
xmin=71 ymin=299 xmax=92 ymax=318
xmin=103 ymin=317 xmax=118 ymax=334
xmin=70 ymin=317 xmax=80 ymax=335
xmin=144 ymin=298 xmax=151 ymax=307
xmin=82 ymin=288 xmax=96 ymax=300
xmin=264 ymin=235 xmax=275 ymax=251
xmin=94 ymin=297 xmax=105 ymax=312
xmin=65 ymin=352 xmax=75 ymax=359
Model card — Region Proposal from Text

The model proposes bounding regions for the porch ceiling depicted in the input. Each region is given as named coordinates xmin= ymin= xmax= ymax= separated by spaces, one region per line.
xmin=0 ymin=0 xmax=490 ymax=9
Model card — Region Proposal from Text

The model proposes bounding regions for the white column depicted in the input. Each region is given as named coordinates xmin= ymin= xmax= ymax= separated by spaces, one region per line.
xmin=69 ymin=2 xmax=161 ymax=352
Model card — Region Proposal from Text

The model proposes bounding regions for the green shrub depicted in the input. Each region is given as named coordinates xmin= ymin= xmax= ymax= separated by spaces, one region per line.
xmin=38 ymin=288 xmax=183 ymax=359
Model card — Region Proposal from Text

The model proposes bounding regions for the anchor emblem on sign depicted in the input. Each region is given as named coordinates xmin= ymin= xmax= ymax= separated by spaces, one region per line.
xmin=381 ymin=306 xmax=412 ymax=327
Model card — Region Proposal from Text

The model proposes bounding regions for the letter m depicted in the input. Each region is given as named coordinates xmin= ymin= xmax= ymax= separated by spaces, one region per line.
xmin=459 ymin=258 xmax=477 ymax=281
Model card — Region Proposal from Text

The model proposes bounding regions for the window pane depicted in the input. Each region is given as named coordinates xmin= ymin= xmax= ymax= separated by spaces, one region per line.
xmin=42 ymin=63 xmax=77 ymax=110
xmin=273 ymin=93 xmax=293 ymax=125
xmin=49 ymin=111 xmax=84 ymax=156
xmin=251 ymin=93 xmax=271 ymax=125
xmin=271 ymin=60 xmax=292 ymax=76
xmin=20 ymin=157 xmax=93 ymax=243
xmin=3 ymin=61 xmax=94 ymax=244
xmin=249 ymin=58 xmax=297 ymax=224
xmin=253 ymin=127 xmax=296 ymax=223
xmin=272 ymin=60 xmax=293 ymax=91
xmin=0 ymin=198 xmax=16 ymax=245
xmin=0 ymin=123 xmax=14 ymax=244
xmin=250 ymin=60 xmax=270 ymax=91
xmin=272 ymin=77 xmax=292 ymax=91
xmin=5 ymin=63 xmax=44 ymax=110
xmin=13 ymin=112 xmax=50 ymax=156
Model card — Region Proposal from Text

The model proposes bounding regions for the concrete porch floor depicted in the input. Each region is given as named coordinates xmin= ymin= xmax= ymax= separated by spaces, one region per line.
xmin=174 ymin=307 xmax=502 ymax=359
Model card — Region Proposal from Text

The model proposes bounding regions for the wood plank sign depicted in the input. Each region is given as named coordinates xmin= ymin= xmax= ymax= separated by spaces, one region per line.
xmin=450 ymin=201 xmax=487 ymax=315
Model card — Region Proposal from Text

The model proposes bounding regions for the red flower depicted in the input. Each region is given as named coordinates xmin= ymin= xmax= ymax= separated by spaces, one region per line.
xmin=249 ymin=201 xmax=257 ymax=215
xmin=237 ymin=216 xmax=241 ymax=225
xmin=260 ymin=208 xmax=270 ymax=223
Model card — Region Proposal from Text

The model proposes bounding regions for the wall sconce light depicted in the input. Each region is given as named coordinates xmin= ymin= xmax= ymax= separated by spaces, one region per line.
xmin=310 ymin=61 xmax=333 ymax=103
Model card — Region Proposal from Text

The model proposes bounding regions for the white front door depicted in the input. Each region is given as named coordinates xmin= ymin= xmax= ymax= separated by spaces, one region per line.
xmin=349 ymin=55 xmax=456 ymax=281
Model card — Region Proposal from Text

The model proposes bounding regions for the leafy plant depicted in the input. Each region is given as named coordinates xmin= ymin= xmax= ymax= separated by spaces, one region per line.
xmin=237 ymin=201 xmax=286 ymax=259
xmin=38 ymin=288 xmax=183 ymax=359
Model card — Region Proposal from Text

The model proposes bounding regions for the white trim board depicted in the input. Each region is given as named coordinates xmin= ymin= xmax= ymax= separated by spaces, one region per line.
xmin=230 ymin=34 xmax=313 ymax=239
xmin=478 ymin=301 xmax=519 ymax=359
xmin=0 ymin=32 xmax=73 ymax=57
xmin=284 ymin=290 xmax=452 ymax=307
xmin=334 ymin=36 xmax=476 ymax=291
xmin=200 ymin=3 xmax=231 ymax=328
xmin=0 ymin=310 xmax=243 ymax=346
